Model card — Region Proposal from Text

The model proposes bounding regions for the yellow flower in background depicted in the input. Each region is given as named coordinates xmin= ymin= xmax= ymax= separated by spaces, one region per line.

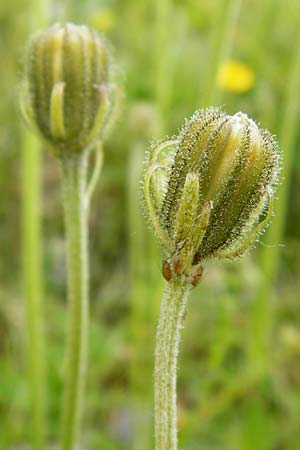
xmin=89 ymin=8 xmax=116 ymax=33
xmin=217 ymin=59 xmax=255 ymax=93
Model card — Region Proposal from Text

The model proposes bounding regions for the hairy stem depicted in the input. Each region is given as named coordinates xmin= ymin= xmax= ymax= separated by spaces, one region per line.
xmin=22 ymin=131 xmax=45 ymax=450
xmin=60 ymin=153 xmax=89 ymax=450
xmin=154 ymin=279 xmax=191 ymax=450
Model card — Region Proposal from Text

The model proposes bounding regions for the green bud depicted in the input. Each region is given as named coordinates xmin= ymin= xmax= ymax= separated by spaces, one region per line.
xmin=20 ymin=23 xmax=114 ymax=156
xmin=143 ymin=108 xmax=281 ymax=285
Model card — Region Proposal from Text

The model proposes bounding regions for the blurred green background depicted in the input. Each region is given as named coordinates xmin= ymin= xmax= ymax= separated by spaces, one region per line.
xmin=1 ymin=0 xmax=300 ymax=449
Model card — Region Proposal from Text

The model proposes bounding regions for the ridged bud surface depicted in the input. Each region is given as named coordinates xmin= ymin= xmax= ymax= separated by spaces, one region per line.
xmin=21 ymin=23 xmax=113 ymax=155
xmin=143 ymin=108 xmax=281 ymax=285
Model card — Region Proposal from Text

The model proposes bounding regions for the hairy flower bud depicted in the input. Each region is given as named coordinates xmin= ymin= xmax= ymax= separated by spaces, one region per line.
xmin=20 ymin=23 xmax=114 ymax=156
xmin=143 ymin=108 xmax=281 ymax=285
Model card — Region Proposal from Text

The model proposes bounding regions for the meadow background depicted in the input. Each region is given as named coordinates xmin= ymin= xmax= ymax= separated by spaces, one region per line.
xmin=1 ymin=0 xmax=300 ymax=449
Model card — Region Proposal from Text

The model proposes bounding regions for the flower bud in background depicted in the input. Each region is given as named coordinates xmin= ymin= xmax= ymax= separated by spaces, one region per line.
xmin=20 ymin=23 xmax=115 ymax=156
xmin=143 ymin=108 xmax=281 ymax=286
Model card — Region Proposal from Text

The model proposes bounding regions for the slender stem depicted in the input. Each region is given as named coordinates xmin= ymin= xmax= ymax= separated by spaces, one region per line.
xmin=60 ymin=153 xmax=89 ymax=450
xmin=22 ymin=131 xmax=45 ymax=450
xmin=154 ymin=279 xmax=191 ymax=450
xmin=22 ymin=0 xmax=47 ymax=446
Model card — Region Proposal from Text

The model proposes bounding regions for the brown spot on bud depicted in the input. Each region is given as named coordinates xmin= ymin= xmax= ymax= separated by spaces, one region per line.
xmin=191 ymin=265 xmax=204 ymax=287
xmin=162 ymin=260 xmax=172 ymax=282
xmin=173 ymin=258 xmax=183 ymax=274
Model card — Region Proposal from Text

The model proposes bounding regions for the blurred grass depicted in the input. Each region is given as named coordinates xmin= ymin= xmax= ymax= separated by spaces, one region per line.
xmin=202 ymin=0 xmax=242 ymax=106
xmin=249 ymin=9 xmax=300 ymax=372
xmin=0 ymin=0 xmax=300 ymax=449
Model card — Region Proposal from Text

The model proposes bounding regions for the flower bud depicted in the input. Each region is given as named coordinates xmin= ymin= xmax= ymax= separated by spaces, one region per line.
xmin=143 ymin=108 xmax=281 ymax=285
xmin=20 ymin=23 xmax=114 ymax=156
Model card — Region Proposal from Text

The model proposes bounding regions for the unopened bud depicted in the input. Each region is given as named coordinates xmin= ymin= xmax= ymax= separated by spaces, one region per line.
xmin=20 ymin=23 xmax=114 ymax=156
xmin=143 ymin=108 xmax=281 ymax=285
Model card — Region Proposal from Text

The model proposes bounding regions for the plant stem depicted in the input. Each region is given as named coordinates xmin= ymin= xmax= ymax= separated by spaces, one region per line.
xmin=60 ymin=153 xmax=89 ymax=450
xmin=22 ymin=131 xmax=45 ymax=450
xmin=154 ymin=279 xmax=191 ymax=450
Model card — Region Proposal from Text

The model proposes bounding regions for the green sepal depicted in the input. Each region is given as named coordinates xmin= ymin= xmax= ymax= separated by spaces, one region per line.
xmin=174 ymin=173 xmax=200 ymax=270
xmin=50 ymin=81 xmax=66 ymax=139
xmin=80 ymin=84 xmax=108 ymax=149
xmin=214 ymin=194 xmax=273 ymax=260
xmin=192 ymin=201 xmax=213 ymax=255
xmin=144 ymin=163 xmax=174 ymax=251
